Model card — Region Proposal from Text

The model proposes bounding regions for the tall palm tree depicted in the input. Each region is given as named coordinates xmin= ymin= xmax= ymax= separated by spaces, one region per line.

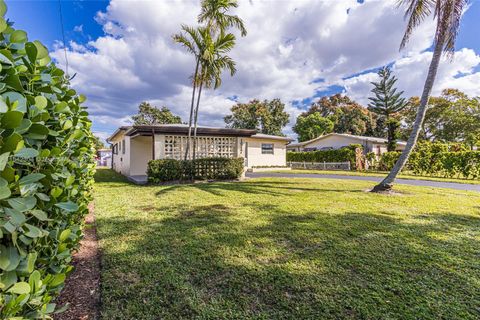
xmin=192 ymin=31 xmax=237 ymax=160
xmin=372 ymin=0 xmax=468 ymax=192
xmin=172 ymin=25 xmax=204 ymax=160
xmin=173 ymin=0 xmax=246 ymax=161
xmin=190 ymin=0 xmax=246 ymax=160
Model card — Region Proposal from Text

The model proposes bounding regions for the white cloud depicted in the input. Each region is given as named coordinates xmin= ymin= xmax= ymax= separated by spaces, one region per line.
xmin=343 ymin=48 xmax=480 ymax=104
xmin=49 ymin=0 xmax=477 ymax=138
xmin=73 ymin=24 xmax=83 ymax=33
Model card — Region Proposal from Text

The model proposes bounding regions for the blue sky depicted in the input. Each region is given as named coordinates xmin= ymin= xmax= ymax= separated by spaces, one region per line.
xmin=6 ymin=0 xmax=480 ymax=139
xmin=8 ymin=1 xmax=479 ymax=53
xmin=8 ymin=1 xmax=106 ymax=48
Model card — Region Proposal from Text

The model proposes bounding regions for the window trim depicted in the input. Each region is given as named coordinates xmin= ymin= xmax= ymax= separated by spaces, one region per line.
xmin=261 ymin=143 xmax=274 ymax=155
xmin=122 ymin=139 xmax=126 ymax=154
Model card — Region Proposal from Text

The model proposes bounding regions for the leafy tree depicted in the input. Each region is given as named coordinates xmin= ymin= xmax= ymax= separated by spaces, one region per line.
xmin=131 ymin=102 xmax=182 ymax=125
xmin=93 ymin=135 xmax=106 ymax=150
xmin=373 ymin=0 xmax=468 ymax=192
xmin=224 ymin=98 xmax=290 ymax=136
xmin=386 ymin=118 xmax=401 ymax=152
xmin=402 ymin=89 xmax=480 ymax=145
xmin=293 ymin=113 xmax=334 ymax=142
xmin=368 ymin=66 xmax=408 ymax=151
xmin=173 ymin=0 xmax=246 ymax=160
xmin=301 ymin=94 xmax=376 ymax=136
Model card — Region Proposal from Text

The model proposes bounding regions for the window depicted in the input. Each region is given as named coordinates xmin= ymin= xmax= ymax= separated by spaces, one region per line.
xmin=113 ymin=143 xmax=118 ymax=155
xmin=261 ymin=143 xmax=274 ymax=154
xmin=122 ymin=139 xmax=126 ymax=154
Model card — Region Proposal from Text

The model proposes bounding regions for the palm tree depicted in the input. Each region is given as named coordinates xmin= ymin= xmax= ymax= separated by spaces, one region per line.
xmin=372 ymin=0 xmax=468 ymax=192
xmin=190 ymin=0 xmax=246 ymax=160
xmin=173 ymin=0 xmax=246 ymax=161
xmin=172 ymin=25 xmax=204 ymax=160
xmin=192 ymin=31 xmax=237 ymax=160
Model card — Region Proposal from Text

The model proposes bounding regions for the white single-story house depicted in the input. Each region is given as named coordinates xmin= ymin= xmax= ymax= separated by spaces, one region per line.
xmin=107 ymin=124 xmax=293 ymax=179
xmin=287 ymin=133 xmax=406 ymax=156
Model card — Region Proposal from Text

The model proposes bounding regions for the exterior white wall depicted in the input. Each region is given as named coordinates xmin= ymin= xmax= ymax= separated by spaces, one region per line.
xmin=111 ymin=133 xmax=130 ymax=176
xmin=244 ymin=138 xmax=287 ymax=168
xmin=304 ymin=135 xmax=369 ymax=150
xmin=130 ymin=136 xmax=153 ymax=176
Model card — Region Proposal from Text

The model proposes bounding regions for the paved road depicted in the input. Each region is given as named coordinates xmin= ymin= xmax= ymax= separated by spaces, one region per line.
xmin=246 ymin=172 xmax=480 ymax=192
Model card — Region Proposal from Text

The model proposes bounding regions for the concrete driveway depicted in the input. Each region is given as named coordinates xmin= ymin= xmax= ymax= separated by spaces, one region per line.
xmin=246 ymin=172 xmax=480 ymax=192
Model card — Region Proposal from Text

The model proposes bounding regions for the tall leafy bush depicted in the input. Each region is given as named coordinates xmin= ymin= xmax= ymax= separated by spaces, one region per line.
xmin=0 ymin=2 xmax=95 ymax=318
xmin=286 ymin=146 xmax=359 ymax=168
xmin=378 ymin=150 xmax=480 ymax=179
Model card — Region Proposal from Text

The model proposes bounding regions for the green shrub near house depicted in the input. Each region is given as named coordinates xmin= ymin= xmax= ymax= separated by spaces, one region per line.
xmin=287 ymin=144 xmax=360 ymax=168
xmin=0 ymin=3 xmax=95 ymax=318
xmin=147 ymin=157 xmax=244 ymax=183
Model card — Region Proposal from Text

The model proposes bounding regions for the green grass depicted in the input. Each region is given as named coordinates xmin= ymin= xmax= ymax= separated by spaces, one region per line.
xmin=94 ymin=168 xmax=480 ymax=319
xmin=272 ymin=169 xmax=480 ymax=185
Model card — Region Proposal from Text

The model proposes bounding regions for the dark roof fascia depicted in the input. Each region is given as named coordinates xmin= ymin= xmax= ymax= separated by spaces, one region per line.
xmin=127 ymin=125 xmax=256 ymax=137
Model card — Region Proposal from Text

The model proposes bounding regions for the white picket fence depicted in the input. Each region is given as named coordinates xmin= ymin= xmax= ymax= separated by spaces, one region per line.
xmin=288 ymin=161 xmax=351 ymax=171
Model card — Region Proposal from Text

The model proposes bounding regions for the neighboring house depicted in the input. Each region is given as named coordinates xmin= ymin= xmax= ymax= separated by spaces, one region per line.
xmin=96 ymin=148 xmax=112 ymax=167
xmin=287 ymin=133 xmax=406 ymax=156
xmin=107 ymin=124 xmax=293 ymax=177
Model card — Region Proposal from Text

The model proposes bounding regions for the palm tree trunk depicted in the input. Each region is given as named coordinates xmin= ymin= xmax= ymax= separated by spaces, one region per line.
xmin=184 ymin=58 xmax=200 ymax=161
xmin=372 ymin=34 xmax=445 ymax=192
xmin=192 ymin=80 xmax=203 ymax=161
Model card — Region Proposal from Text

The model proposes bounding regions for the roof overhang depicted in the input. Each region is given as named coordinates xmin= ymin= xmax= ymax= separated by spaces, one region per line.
xmin=250 ymin=134 xmax=294 ymax=142
xmin=126 ymin=125 xmax=257 ymax=138
xmin=106 ymin=126 xmax=131 ymax=143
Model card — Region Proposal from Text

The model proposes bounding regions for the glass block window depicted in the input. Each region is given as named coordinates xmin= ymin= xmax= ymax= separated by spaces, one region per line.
xmin=164 ymin=136 xmax=236 ymax=159
xmin=261 ymin=143 xmax=274 ymax=154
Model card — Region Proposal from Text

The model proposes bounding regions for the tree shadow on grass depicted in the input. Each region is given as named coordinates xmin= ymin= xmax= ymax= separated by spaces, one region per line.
xmin=97 ymin=201 xmax=480 ymax=320
xmin=155 ymin=179 xmax=366 ymax=197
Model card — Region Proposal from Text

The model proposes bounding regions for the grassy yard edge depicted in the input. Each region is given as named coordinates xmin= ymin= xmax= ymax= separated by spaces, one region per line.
xmin=270 ymin=169 xmax=480 ymax=185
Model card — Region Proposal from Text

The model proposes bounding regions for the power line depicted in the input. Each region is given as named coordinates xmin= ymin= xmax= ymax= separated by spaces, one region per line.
xmin=58 ymin=0 xmax=69 ymax=77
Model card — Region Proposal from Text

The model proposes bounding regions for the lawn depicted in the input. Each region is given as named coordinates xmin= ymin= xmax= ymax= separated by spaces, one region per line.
xmin=273 ymin=169 xmax=480 ymax=185
xmin=94 ymin=168 xmax=480 ymax=319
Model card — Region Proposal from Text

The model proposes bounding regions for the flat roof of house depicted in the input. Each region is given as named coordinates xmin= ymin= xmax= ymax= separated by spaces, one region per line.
xmin=107 ymin=124 xmax=294 ymax=142
xmin=250 ymin=133 xmax=294 ymax=141
xmin=287 ymin=133 xmax=407 ymax=148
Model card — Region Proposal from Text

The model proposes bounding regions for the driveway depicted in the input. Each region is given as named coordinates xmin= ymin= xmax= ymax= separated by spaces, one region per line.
xmin=246 ymin=172 xmax=480 ymax=192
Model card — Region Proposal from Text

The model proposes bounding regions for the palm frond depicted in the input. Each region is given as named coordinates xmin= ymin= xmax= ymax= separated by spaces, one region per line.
xmin=198 ymin=0 xmax=247 ymax=36
xmin=398 ymin=0 xmax=436 ymax=49
xmin=442 ymin=0 xmax=468 ymax=55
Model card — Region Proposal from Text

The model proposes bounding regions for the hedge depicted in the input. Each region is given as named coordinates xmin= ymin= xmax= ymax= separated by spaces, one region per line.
xmin=0 ymin=2 xmax=95 ymax=318
xmin=286 ymin=145 xmax=359 ymax=168
xmin=378 ymin=150 xmax=480 ymax=179
xmin=147 ymin=157 xmax=244 ymax=183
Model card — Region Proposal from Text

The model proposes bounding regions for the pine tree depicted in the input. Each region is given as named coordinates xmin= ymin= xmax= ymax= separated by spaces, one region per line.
xmin=368 ymin=66 xmax=408 ymax=151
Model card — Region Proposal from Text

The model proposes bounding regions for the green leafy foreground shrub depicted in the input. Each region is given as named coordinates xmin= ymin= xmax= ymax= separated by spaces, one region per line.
xmin=148 ymin=157 xmax=244 ymax=183
xmin=0 ymin=2 xmax=95 ymax=318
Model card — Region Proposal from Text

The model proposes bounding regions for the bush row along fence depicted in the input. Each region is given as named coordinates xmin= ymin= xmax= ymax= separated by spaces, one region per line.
xmin=0 ymin=4 xmax=96 ymax=318
xmin=377 ymin=151 xmax=480 ymax=179
xmin=286 ymin=146 xmax=358 ymax=169
xmin=147 ymin=157 xmax=244 ymax=183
